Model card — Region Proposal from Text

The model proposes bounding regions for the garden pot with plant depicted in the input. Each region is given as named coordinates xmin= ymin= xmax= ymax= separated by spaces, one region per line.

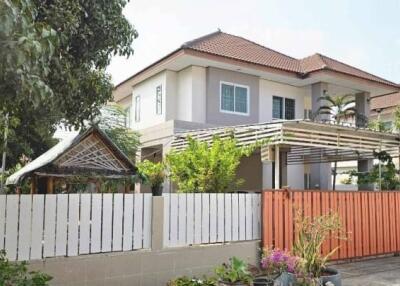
xmin=137 ymin=160 xmax=165 ymax=196
xmin=288 ymin=211 xmax=346 ymax=286
xmin=256 ymin=248 xmax=299 ymax=286
xmin=215 ymin=257 xmax=253 ymax=286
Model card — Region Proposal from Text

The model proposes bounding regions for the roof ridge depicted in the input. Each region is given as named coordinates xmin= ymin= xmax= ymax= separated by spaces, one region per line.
xmin=181 ymin=30 xmax=222 ymax=48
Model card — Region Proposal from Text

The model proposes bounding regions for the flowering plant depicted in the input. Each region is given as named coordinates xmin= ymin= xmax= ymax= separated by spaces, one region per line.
xmin=261 ymin=248 xmax=300 ymax=277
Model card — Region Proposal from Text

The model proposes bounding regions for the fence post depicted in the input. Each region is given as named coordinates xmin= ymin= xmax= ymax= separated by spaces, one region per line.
xmin=151 ymin=196 xmax=164 ymax=250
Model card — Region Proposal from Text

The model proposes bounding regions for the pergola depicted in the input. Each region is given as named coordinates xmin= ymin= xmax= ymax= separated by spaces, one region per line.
xmin=171 ymin=120 xmax=400 ymax=189
xmin=6 ymin=126 xmax=136 ymax=193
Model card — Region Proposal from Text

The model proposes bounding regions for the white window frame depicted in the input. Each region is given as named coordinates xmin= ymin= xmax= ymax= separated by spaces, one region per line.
xmin=219 ymin=81 xmax=250 ymax=116
xmin=156 ymin=85 xmax=162 ymax=115
xmin=134 ymin=95 xmax=141 ymax=122
xmin=272 ymin=96 xmax=296 ymax=120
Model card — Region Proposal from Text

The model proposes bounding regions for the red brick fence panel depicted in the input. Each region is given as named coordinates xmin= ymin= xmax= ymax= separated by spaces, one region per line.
xmin=262 ymin=190 xmax=400 ymax=260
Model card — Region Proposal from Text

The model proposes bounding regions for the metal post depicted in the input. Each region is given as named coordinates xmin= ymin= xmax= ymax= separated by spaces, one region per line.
xmin=274 ymin=145 xmax=280 ymax=190
xmin=0 ymin=113 xmax=9 ymax=193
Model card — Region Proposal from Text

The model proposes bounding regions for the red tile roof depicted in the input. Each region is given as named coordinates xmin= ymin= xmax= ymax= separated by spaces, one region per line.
xmin=183 ymin=31 xmax=398 ymax=87
xmin=183 ymin=31 xmax=302 ymax=73
xmin=116 ymin=30 xmax=399 ymax=89
xmin=370 ymin=92 xmax=400 ymax=111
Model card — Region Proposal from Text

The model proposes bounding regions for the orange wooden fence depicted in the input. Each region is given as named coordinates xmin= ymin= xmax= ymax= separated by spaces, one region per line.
xmin=262 ymin=190 xmax=400 ymax=260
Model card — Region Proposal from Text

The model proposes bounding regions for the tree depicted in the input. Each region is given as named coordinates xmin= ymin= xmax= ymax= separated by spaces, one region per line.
xmin=166 ymin=136 xmax=258 ymax=193
xmin=94 ymin=105 xmax=140 ymax=161
xmin=316 ymin=94 xmax=357 ymax=190
xmin=346 ymin=151 xmax=400 ymax=190
xmin=1 ymin=0 xmax=137 ymax=170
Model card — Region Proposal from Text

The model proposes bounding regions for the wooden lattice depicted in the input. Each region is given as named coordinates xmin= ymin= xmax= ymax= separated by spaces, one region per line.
xmin=54 ymin=134 xmax=129 ymax=172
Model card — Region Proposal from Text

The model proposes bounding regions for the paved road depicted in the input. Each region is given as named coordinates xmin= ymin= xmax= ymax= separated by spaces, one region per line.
xmin=334 ymin=256 xmax=400 ymax=285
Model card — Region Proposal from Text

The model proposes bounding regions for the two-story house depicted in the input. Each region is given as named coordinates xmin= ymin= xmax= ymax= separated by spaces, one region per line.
xmin=113 ymin=31 xmax=399 ymax=192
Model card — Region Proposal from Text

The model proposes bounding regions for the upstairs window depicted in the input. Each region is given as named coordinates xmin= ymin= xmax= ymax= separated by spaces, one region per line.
xmin=272 ymin=96 xmax=283 ymax=119
xmin=285 ymin=98 xmax=295 ymax=120
xmin=156 ymin=85 xmax=162 ymax=115
xmin=220 ymin=82 xmax=249 ymax=115
xmin=134 ymin=95 xmax=140 ymax=122
xmin=273 ymin=96 xmax=296 ymax=120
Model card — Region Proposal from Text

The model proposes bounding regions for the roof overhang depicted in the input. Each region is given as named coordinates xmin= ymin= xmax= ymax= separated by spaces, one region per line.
xmin=171 ymin=120 xmax=400 ymax=165
xmin=115 ymin=48 xmax=398 ymax=98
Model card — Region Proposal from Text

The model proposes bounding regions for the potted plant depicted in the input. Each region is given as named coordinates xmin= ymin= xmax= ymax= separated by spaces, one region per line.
xmin=167 ymin=276 xmax=217 ymax=286
xmin=289 ymin=212 xmax=345 ymax=286
xmin=255 ymin=248 xmax=299 ymax=286
xmin=137 ymin=160 xmax=165 ymax=196
xmin=215 ymin=257 xmax=253 ymax=286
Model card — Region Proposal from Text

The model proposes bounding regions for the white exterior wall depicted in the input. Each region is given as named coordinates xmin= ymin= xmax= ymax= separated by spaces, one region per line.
xmin=131 ymin=72 xmax=167 ymax=130
xmin=259 ymin=79 xmax=306 ymax=122
xmin=175 ymin=66 xmax=206 ymax=123
xmin=191 ymin=66 xmax=206 ymax=123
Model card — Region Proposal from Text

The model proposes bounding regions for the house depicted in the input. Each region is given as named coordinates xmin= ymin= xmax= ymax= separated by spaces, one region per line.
xmin=370 ymin=91 xmax=400 ymax=128
xmin=112 ymin=30 xmax=399 ymax=192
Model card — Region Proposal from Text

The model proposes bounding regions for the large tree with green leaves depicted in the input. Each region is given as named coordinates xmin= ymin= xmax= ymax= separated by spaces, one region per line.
xmin=1 ymin=0 xmax=137 ymax=168
xmin=316 ymin=94 xmax=357 ymax=190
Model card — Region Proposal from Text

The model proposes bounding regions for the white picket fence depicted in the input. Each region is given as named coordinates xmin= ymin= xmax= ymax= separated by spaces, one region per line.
xmin=163 ymin=193 xmax=261 ymax=247
xmin=0 ymin=193 xmax=152 ymax=261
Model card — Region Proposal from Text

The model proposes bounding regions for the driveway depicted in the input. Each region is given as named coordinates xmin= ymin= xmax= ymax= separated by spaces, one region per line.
xmin=334 ymin=256 xmax=400 ymax=285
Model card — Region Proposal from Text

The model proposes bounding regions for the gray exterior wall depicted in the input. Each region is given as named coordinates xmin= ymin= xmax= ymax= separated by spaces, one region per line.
xmin=206 ymin=67 xmax=260 ymax=126
xmin=29 ymin=241 xmax=260 ymax=286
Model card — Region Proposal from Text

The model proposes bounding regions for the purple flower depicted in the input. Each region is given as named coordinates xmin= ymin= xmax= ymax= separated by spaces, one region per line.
xmin=261 ymin=248 xmax=300 ymax=275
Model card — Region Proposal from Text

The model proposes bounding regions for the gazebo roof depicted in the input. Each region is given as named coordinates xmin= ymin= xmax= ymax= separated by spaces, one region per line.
xmin=6 ymin=126 xmax=136 ymax=185
xmin=171 ymin=120 xmax=400 ymax=165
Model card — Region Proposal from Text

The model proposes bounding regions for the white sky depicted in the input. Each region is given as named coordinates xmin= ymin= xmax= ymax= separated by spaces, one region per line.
xmin=107 ymin=0 xmax=400 ymax=85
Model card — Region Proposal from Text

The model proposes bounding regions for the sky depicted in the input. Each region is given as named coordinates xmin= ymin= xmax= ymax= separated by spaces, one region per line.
xmin=107 ymin=0 xmax=400 ymax=85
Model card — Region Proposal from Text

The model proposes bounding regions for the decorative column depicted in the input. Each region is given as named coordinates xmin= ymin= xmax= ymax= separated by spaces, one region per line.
xmin=356 ymin=92 xmax=374 ymax=190
xmin=310 ymin=82 xmax=332 ymax=190
xmin=274 ymin=145 xmax=280 ymax=190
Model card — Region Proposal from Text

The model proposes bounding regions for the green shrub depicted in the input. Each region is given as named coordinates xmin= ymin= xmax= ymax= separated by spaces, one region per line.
xmin=215 ymin=257 xmax=253 ymax=284
xmin=0 ymin=250 xmax=52 ymax=285
xmin=166 ymin=136 xmax=258 ymax=193
xmin=292 ymin=212 xmax=345 ymax=278
xmin=137 ymin=160 xmax=165 ymax=190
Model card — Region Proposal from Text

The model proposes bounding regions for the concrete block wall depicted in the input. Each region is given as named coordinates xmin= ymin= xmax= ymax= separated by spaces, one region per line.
xmin=28 ymin=197 xmax=261 ymax=286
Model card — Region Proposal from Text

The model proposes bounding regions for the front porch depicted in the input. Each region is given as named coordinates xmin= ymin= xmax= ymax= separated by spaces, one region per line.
xmin=171 ymin=120 xmax=400 ymax=191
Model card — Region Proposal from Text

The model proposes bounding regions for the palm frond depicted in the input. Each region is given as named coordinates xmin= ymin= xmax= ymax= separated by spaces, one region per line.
xmin=317 ymin=95 xmax=336 ymax=106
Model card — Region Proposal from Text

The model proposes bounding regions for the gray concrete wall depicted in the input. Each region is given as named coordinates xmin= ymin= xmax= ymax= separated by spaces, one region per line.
xmin=29 ymin=241 xmax=260 ymax=286
xmin=206 ymin=67 xmax=260 ymax=126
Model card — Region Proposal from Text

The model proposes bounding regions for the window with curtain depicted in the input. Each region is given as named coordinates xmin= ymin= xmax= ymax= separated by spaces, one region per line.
xmin=220 ymin=82 xmax=249 ymax=114
xmin=156 ymin=85 xmax=162 ymax=115
xmin=134 ymin=95 xmax=140 ymax=122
